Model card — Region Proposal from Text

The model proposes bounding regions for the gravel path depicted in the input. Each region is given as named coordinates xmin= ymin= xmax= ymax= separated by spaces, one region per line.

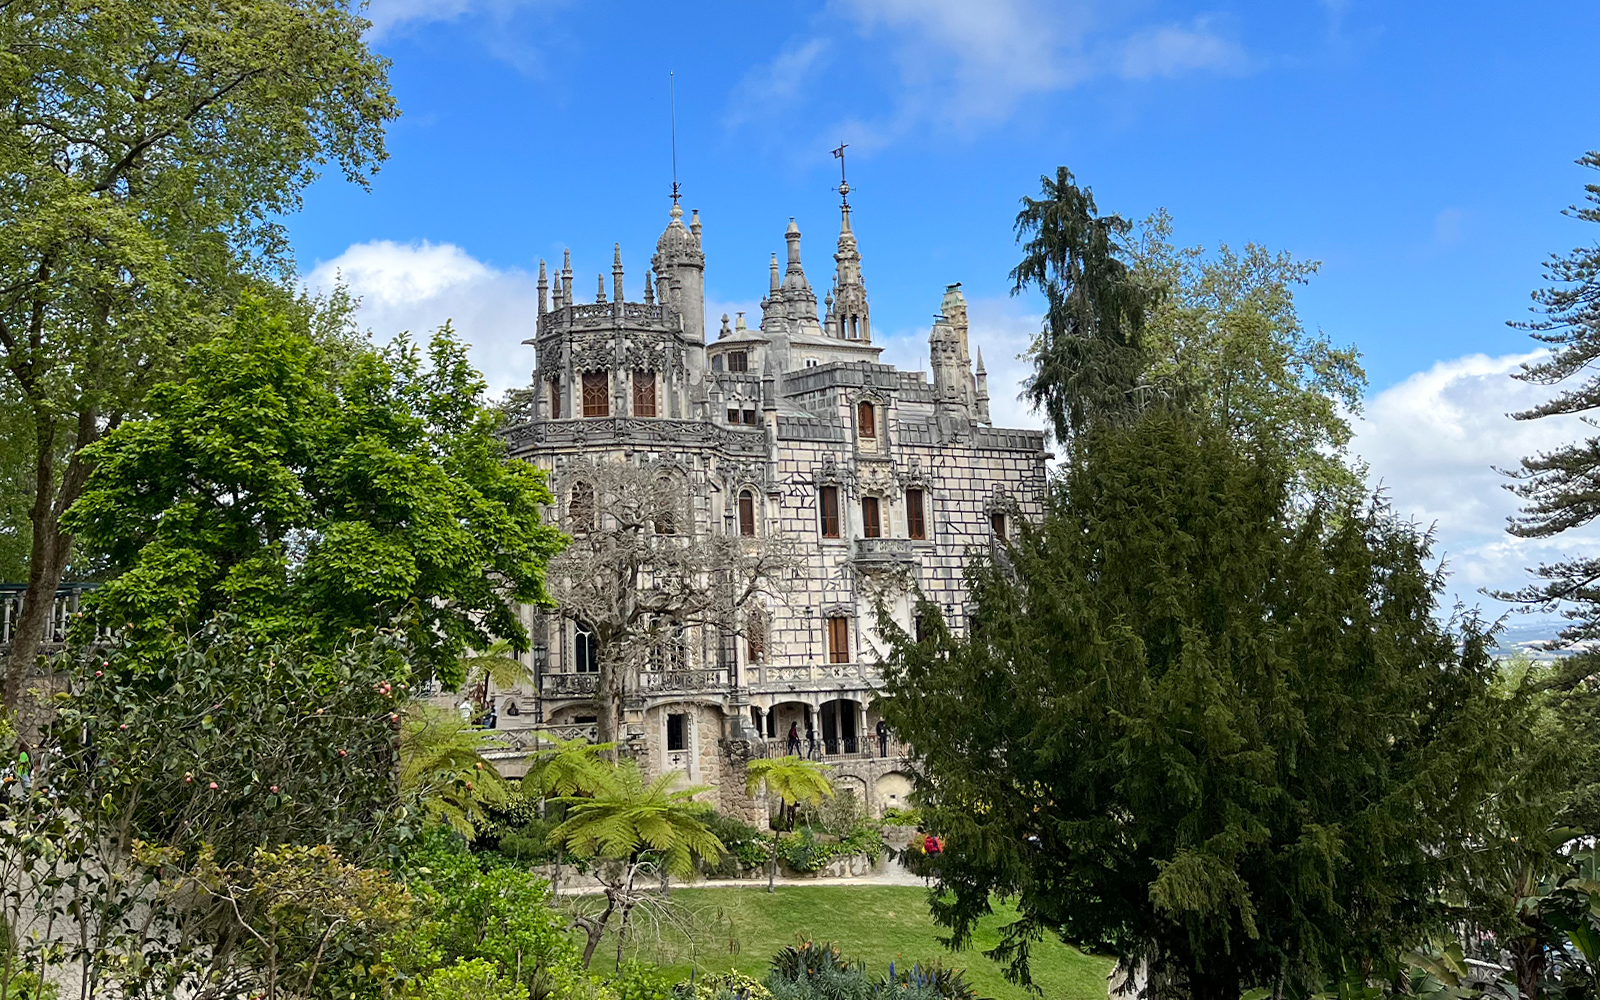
xmin=552 ymin=856 xmax=926 ymax=895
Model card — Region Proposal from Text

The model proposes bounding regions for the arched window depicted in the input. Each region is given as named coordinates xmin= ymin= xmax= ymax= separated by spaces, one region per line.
xmin=738 ymin=489 xmax=757 ymax=536
xmin=906 ymin=488 xmax=927 ymax=540
xmin=569 ymin=481 xmax=595 ymax=533
xmin=857 ymin=401 xmax=876 ymax=439
xmin=573 ymin=624 xmax=599 ymax=673
xmin=581 ymin=372 xmax=608 ymax=417
xmin=655 ymin=477 xmax=677 ymax=535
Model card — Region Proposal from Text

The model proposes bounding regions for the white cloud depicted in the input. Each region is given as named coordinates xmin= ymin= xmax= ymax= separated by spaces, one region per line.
xmin=304 ymin=240 xmax=541 ymax=395
xmin=731 ymin=1 xmax=1247 ymax=145
xmin=1118 ymin=18 xmax=1250 ymax=81
xmin=1351 ymin=350 xmax=1599 ymax=614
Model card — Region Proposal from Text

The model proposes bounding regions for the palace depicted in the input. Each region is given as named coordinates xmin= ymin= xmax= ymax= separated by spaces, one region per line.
xmin=485 ymin=185 xmax=1048 ymax=820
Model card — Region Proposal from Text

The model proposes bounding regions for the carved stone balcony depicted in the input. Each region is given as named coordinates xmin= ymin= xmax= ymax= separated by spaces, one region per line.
xmin=746 ymin=660 xmax=884 ymax=694
xmin=638 ymin=668 xmax=730 ymax=694
xmin=851 ymin=537 xmax=918 ymax=567
xmin=540 ymin=672 xmax=600 ymax=697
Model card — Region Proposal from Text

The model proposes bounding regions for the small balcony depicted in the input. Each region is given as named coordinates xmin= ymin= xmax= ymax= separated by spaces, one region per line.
xmin=540 ymin=672 xmax=600 ymax=697
xmin=637 ymin=668 xmax=731 ymax=694
xmin=851 ymin=537 xmax=918 ymax=567
xmin=745 ymin=660 xmax=884 ymax=694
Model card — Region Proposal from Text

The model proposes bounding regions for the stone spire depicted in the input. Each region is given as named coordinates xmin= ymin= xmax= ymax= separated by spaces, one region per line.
xmin=768 ymin=253 xmax=780 ymax=295
xmin=561 ymin=249 xmax=573 ymax=309
xmin=596 ymin=273 xmax=606 ymax=304
xmin=612 ymin=243 xmax=624 ymax=304
xmin=643 ymin=270 xmax=655 ymax=305
xmin=975 ymin=346 xmax=991 ymax=425
xmin=537 ymin=258 xmax=547 ymax=317
xmin=824 ymin=185 xmax=870 ymax=342
xmin=783 ymin=218 xmax=809 ymax=291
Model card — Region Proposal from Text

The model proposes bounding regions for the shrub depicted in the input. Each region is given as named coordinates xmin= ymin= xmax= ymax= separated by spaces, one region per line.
xmin=671 ymin=971 xmax=774 ymax=1000
xmin=879 ymin=807 xmax=919 ymax=827
xmin=876 ymin=960 xmax=983 ymax=1000
xmin=411 ymin=958 xmax=525 ymax=1000
xmin=775 ymin=826 xmax=883 ymax=874
xmin=699 ymin=811 xmax=766 ymax=876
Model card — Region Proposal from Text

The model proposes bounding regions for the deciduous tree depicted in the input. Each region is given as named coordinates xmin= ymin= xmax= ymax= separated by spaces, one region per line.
xmin=62 ymin=296 xmax=564 ymax=687
xmin=544 ymin=460 xmax=795 ymax=747
xmin=0 ymin=0 xmax=397 ymax=706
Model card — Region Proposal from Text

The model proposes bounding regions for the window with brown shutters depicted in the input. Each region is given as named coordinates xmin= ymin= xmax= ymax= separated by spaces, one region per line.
xmin=738 ymin=490 xmax=756 ymax=537
xmin=857 ymin=401 xmax=876 ymax=438
xmin=827 ymin=616 xmax=849 ymax=663
xmin=906 ymin=488 xmax=926 ymax=540
xmin=991 ymin=511 xmax=1006 ymax=540
xmin=819 ymin=485 xmax=840 ymax=538
xmin=581 ymin=372 xmax=609 ymax=417
xmin=548 ymin=378 xmax=561 ymax=419
xmin=861 ymin=496 xmax=881 ymax=538
xmin=632 ymin=371 xmax=656 ymax=417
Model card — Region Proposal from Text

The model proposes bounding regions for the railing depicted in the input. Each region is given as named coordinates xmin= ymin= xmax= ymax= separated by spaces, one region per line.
xmin=638 ymin=668 xmax=730 ymax=693
xmin=851 ymin=538 xmax=918 ymax=565
xmin=0 ymin=584 xmax=99 ymax=646
xmin=746 ymin=660 xmax=884 ymax=690
xmin=540 ymin=672 xmax=600 ymax=697
xmin=752 ymin=735 xmax=911 ymax=761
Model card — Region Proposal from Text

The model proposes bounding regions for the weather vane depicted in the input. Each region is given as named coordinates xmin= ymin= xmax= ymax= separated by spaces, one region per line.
xmin=831 ymin=142 xmax=850 ymax=206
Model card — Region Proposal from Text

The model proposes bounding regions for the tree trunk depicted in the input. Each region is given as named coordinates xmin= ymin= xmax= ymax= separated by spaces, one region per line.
xmin=579 ymin=893 xmax=616 ymax=969
xmin=4 ymin=403 xmax=100 ymax=711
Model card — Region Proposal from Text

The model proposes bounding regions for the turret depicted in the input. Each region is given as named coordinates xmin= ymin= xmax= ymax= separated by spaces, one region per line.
xmin=931 ymin=309 xmax=973 ymax=442
xmin=652 ymin=202 xmax=705 ymax=342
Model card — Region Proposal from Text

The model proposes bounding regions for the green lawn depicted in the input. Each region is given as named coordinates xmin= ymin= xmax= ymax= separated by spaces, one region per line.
xmin=601 ymin=885 xmax=1113 ymax=1000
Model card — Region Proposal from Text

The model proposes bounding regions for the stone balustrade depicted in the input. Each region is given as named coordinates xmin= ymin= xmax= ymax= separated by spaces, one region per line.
xmin=745 ymin=659 xmax=884 ymax=693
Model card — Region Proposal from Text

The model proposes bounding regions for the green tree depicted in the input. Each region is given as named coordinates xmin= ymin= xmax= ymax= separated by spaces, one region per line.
xmin=0 ymin=0 xmax=397 ymax=706
xmin=1131 ymin=210 xmax=1366 ymax=499
xmin=61 ymin=296 xmax=565 ymax=688
xmin=399 ymin=703 xmax=514 ymax=841
xmin=744 ymin=755 xmax=834 ymax=892
xmin=549 ymin=760 xmax=723 ymax=968
xmin=1010 ymin=166 xmax=1160 ymax=440
xmin=1493 ymin=151 xmax=1600 ymax=998
xmin=879 ymin=407 xmax=1549 ymax=1000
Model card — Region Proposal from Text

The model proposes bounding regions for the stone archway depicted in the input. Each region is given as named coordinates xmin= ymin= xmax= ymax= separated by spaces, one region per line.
xmin=874 ymin=771 xmax=913 ymax=815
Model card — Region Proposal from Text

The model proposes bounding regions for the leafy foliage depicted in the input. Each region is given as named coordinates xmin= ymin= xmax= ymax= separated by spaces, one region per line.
xmin=1131 ymin=210 xmax=1366 ymax=500
xmin=63 ymin=296 xmax=565 ymax=688
xmin=399 ymin=703 xmax=514 ymax=840
xmin=0 ymin=0 xmax=396 ymax=704
xmin=395 ymin=831 xmax=581 ymax=997
xmin=551 ymin=761 xmax=723 ymax=881
xmin=879 ymin=407 xmax=1553 ymax=999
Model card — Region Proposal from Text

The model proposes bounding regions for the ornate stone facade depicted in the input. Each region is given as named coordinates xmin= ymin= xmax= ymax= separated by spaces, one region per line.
xmin=485 ymin=193 xmax=1048 ymax=819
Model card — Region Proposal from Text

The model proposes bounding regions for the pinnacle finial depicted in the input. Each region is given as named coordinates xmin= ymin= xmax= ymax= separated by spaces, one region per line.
xmin=596 ymin=273 xmax=607 ymax=304
xmin=976 ymin=347 xmax=986 ymax=372
xmin=614 ymin=243 xmax=622 ymax=266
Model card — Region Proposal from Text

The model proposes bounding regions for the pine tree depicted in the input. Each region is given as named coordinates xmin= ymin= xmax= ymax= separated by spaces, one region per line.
xmin=880 ymin=407 xmax=1547 ymax=1000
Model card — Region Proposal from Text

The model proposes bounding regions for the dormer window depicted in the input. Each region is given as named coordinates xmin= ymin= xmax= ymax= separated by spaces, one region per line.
xmin=857 ymin=401 xmax=876 ymax=439
xmin=726 ymin=351 xmax=748 ymax=373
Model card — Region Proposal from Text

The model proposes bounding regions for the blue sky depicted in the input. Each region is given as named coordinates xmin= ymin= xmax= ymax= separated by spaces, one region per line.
xmin=296 ymin=0 xmax=1600 ymax=626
